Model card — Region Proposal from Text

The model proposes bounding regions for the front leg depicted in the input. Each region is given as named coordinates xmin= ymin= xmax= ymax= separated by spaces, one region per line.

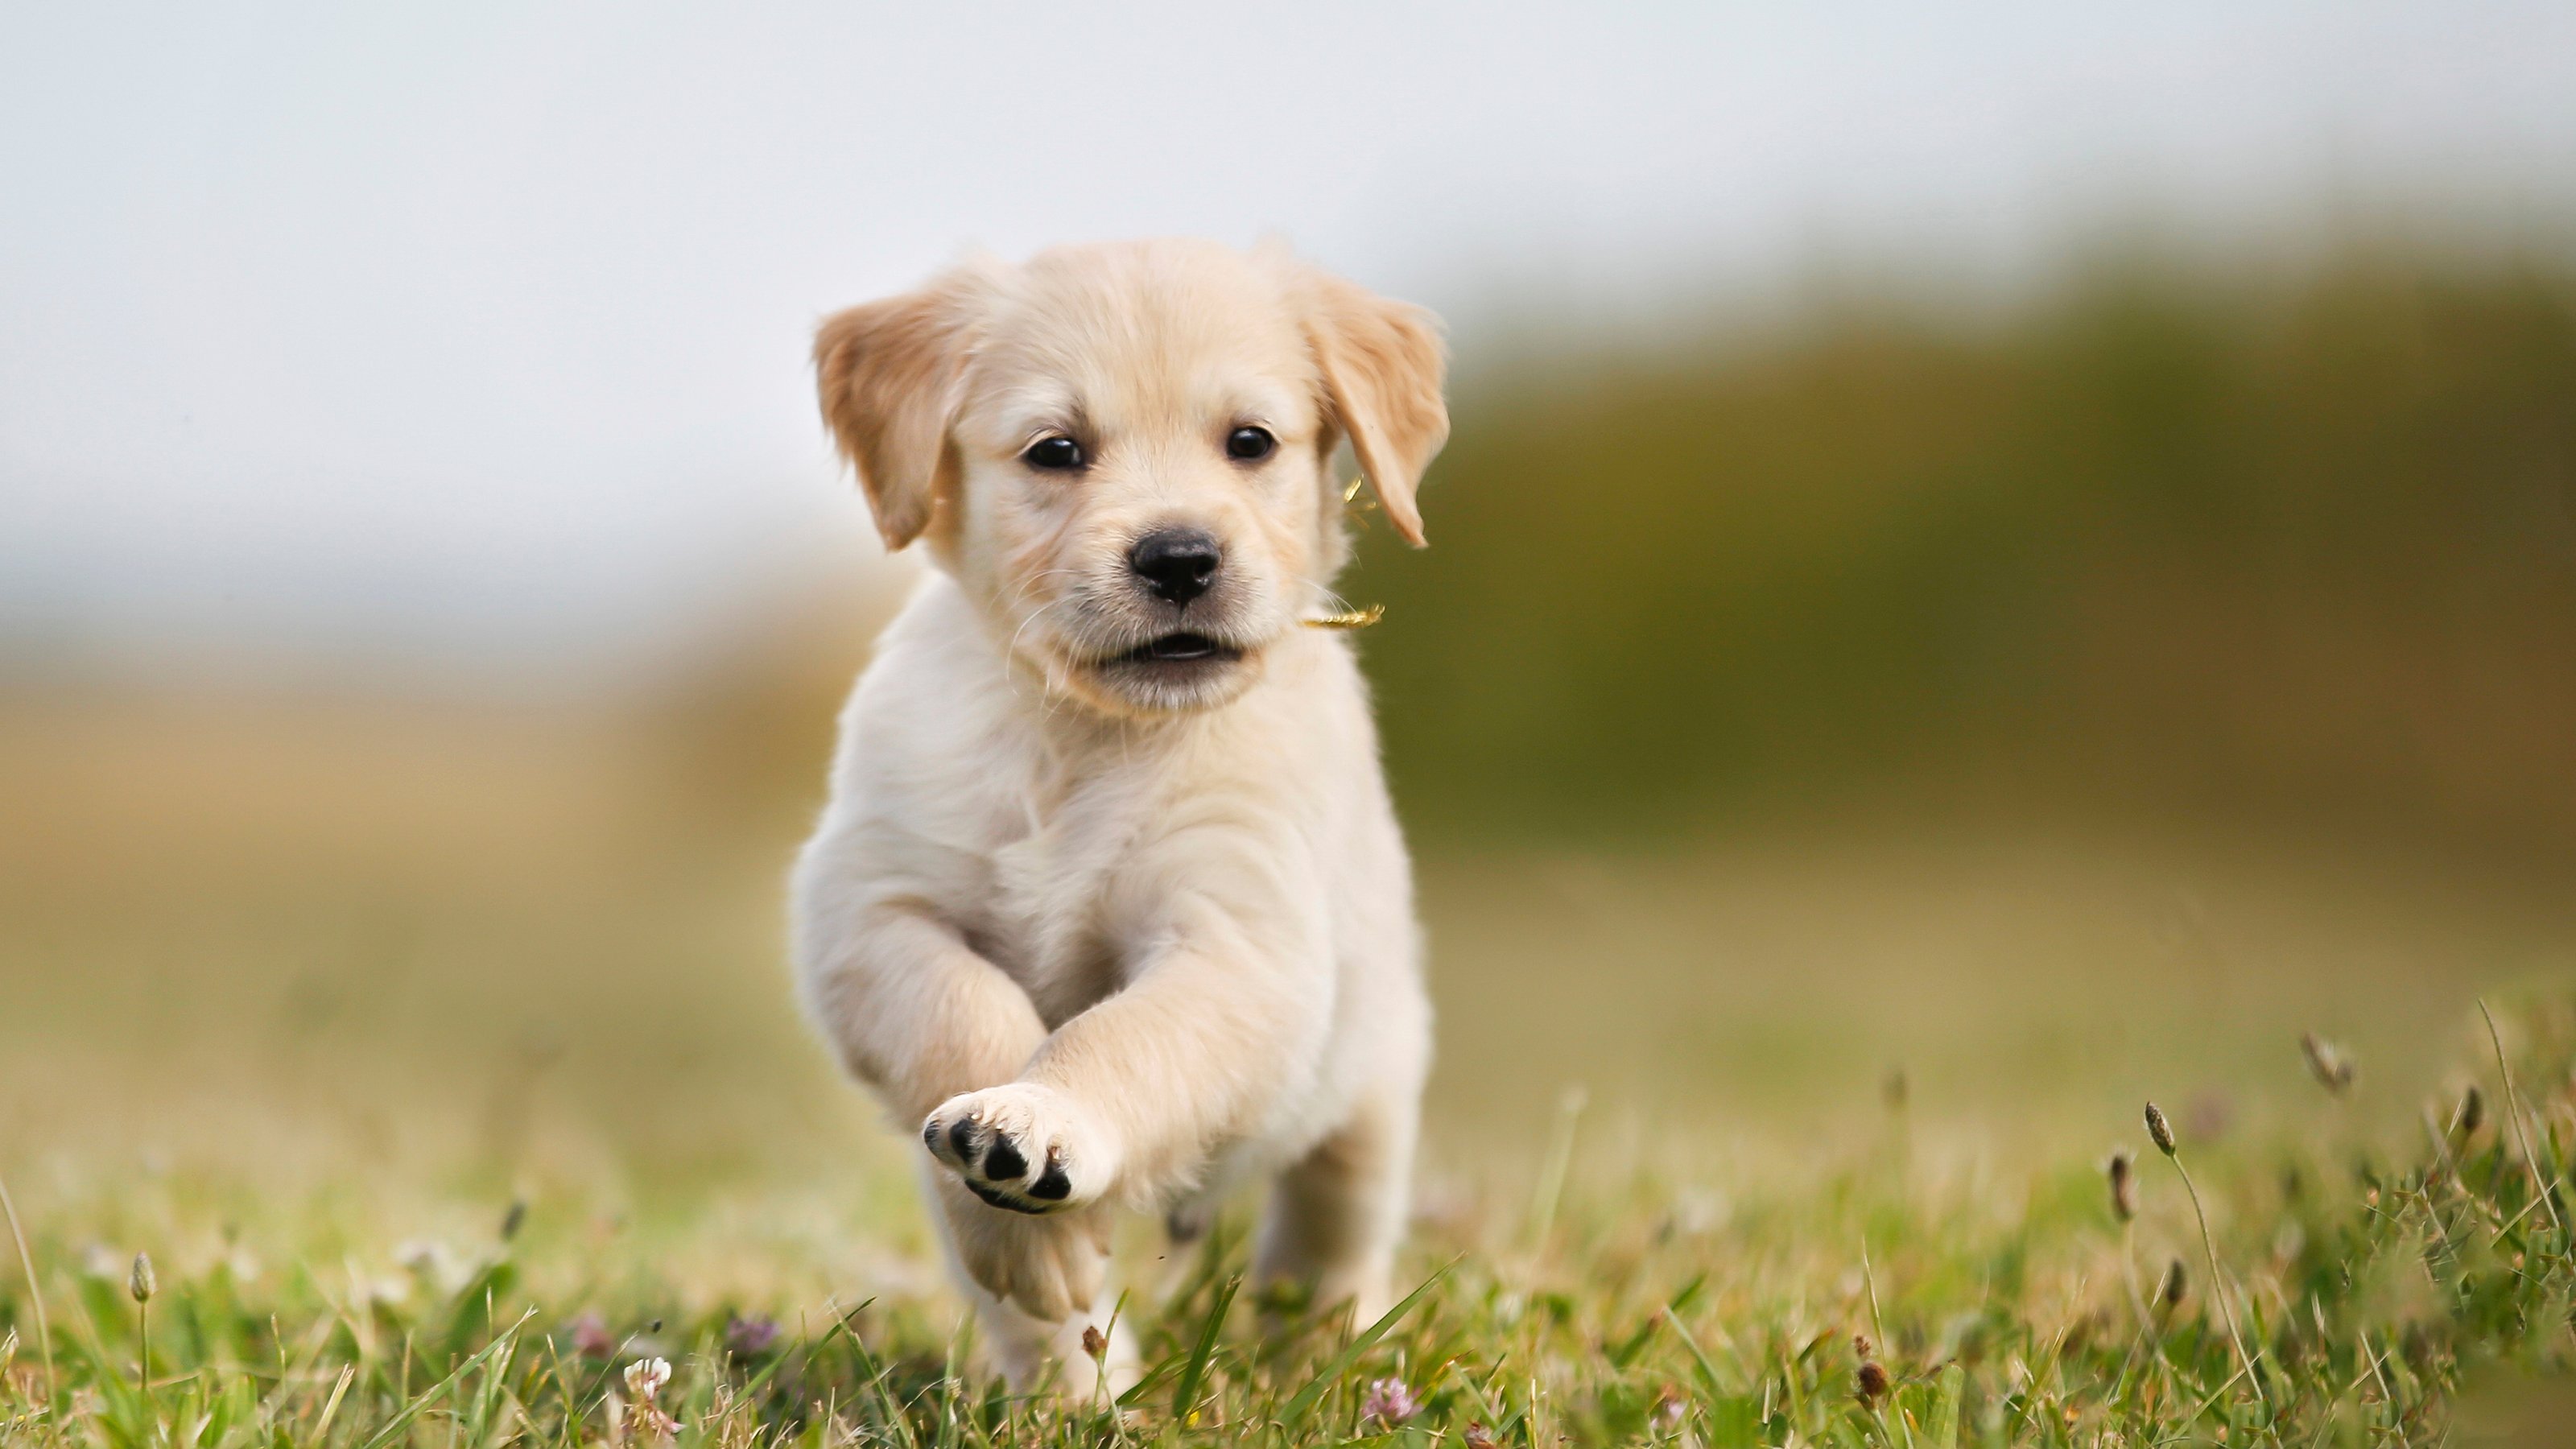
xmin=792 ymin=878 xmax=1049 ymax=1125
xmin=924 ymin=839 xmax=1331 ymax=1214
xmin=799 ymin=884 xmax=1134 ymax=1347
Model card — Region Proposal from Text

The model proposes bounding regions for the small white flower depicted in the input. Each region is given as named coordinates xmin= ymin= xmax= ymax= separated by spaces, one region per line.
xmin=624 ymin=1356 xmax=671 ymax=1402
xmin=621 ymin=1357 xmax=681 ymax=1442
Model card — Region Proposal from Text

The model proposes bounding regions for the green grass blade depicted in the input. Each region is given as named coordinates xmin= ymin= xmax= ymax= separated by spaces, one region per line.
xmin=1166 ymin=1272 xmax=1240 ymax=1420
xmin=309 ymin=1364 xmax=355 ymax=1444
xmin=353 ymin=1309 xmax=534 ymax=1449
xmin=1275 ymin=1260 xmax=1455 ymax=1428
xmin=1611 ymin=1273 xmax=1706 ymax=1368
xmin=1924 ymin=1364 xmax=1963 ymax=1449
xmin=1662 ymin=1307 xmax=1727 ymax=1399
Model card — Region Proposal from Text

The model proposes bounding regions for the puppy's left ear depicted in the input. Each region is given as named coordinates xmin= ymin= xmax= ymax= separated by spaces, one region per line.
xmin=813 ymin=266 xmax=988 ymax=551
xmin=1302 ymin=272 xmax=1449 ymax=547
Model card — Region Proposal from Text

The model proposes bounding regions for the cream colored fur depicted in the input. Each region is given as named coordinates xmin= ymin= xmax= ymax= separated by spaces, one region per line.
xmin=789 ymin=239 xmax=1447 ymax=1397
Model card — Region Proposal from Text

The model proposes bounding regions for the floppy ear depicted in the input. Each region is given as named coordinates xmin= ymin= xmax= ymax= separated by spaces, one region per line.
xmin=813 ymin=272 xmax=983 ymax=551
xmin=1303 ymin=272 xmax=1450 ymax=547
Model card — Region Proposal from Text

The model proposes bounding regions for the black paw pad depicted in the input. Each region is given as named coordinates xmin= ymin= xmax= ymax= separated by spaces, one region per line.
xmin=965 ymin=1179 xmax=1044 ymax=1215
xmin=981 ymin=1136 xmax=1028 ymax=1181
xmin=1028 ymin=1158 xmax=1072 ymax=1201
xmin=947 ymin=1118 xmax=981 ymax=1160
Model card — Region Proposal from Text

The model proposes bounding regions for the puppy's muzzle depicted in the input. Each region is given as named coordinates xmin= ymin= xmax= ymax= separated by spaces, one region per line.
xmin=1128 ymin=529 xmax=1221 ymax=606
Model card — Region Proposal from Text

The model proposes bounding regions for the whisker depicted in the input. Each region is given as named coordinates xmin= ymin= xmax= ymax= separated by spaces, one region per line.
xmin=1003 ymin=567 xmax=1091 ymax=611
xmin=1001 ymin=597 xmax=1076 ymax=704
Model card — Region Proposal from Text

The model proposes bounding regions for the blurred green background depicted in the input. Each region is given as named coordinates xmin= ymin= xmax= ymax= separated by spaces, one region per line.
xmin=6 ymin=235 xmax=2573 ymax=1207
xmin=1369 ymin=245 xmax=2576 ymax=851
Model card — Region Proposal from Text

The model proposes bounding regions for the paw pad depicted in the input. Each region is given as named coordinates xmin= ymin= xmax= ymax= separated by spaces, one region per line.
xmin=923 ymin=1087 xmax=1099 ymax=1215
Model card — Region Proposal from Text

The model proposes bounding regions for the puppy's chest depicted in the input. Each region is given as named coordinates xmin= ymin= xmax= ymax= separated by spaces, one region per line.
xmin=951 ymin=766 xmax=1153 ymax=1026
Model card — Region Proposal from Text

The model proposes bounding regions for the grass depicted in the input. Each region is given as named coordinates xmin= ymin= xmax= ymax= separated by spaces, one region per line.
xmin=6 ymin=994 xmax=2576 ymax=1446
xmin=7 ymin=687 xmax=2576 ymax=1444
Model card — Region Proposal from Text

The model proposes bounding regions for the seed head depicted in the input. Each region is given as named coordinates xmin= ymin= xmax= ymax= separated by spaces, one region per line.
xmin=128 ymin=1253 xmax=155 ymax=1303
xmin=1856 ymin=1360 xmax=1890 ymax=1403
xmin=2452 ymin=1084 xmax=2485 ymax=1140
xmin=2159 ymin=1257 xmax=2187 ymax=1309
xmin=499 ymin=1199 xmax=527 ymax=1243
xmin=2144 ymin=1102 xmax=2176 ymax=1156
xmin=2300 ymin=1033 xmax=2356 ymax=1096
xmin=1461 ymin=1426 xmax=1500 ymax=1449
xmin=1302 ymin=604 xmax=1386 ymax=631
xmin=1080 ymin=1325 xmax=1107 ymax=1361
xmin=2108 ymin=1151 xmax=2136 ymax=1221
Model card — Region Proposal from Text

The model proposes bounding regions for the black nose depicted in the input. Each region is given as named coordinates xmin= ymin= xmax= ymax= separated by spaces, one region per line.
xmin=1128 ymin=529 xmax=1221 ymax=605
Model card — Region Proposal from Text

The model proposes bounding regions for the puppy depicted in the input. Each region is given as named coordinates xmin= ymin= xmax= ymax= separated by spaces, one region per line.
xmin=790 ymin=239 xmax=1447 ymax=1395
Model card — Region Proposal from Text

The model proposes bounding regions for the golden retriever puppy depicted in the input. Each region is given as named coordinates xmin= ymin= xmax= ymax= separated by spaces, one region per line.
xmin=790 ymin=239 xmax=1447 ymax=1396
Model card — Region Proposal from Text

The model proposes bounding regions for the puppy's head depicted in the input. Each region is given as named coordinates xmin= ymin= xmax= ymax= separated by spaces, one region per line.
xmin=815 ymin=240 xmax=1447 ymax=716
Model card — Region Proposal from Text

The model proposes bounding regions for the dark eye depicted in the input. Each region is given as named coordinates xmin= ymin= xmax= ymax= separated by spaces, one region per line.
xmin=1225 ymin=426 xmax=1276 ymax=461
xmin=1022 ymin=436 xmax=1085 ymax=471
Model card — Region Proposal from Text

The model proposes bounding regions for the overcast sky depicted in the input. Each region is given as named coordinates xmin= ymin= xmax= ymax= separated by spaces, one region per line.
xmin=3 ymin=1 xmax=2571 ymax=685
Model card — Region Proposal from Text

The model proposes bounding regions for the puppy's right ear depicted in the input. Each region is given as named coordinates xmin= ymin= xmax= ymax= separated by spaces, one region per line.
xmin=813 ymin=270 xmax=985 ymax=551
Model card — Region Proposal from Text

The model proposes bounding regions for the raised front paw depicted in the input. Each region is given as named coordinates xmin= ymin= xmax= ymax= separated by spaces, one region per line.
xmin=923 ymin=1083 xmax=1117 ymax=1215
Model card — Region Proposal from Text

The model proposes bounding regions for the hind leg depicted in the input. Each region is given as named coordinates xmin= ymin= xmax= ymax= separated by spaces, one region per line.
xmin=1252 ymin=1080 xmax=1420 ymax=1324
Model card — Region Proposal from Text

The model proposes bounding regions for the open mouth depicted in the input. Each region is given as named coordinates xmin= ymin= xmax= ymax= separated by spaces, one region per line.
xmin=1109 ymin=632 xmax=1245 ymax=667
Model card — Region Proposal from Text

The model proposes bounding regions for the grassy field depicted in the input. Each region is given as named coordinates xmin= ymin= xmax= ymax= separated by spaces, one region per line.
xmin=7 ymin=990 xmax=2576 ymax=1447
xmin=6 ymin=692 xmax=2576 ymax=1445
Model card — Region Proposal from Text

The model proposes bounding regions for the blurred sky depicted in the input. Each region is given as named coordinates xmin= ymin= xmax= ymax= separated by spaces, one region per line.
xmin=3 ymin=1 xmax=2571 ymax=687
